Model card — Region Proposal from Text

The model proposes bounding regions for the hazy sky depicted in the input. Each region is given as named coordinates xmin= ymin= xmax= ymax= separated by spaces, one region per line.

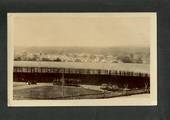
xmin=9 ymin=13 xmax=155 ymax=47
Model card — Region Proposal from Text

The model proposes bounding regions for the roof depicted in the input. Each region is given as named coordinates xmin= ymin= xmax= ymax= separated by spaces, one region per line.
xmin=14 ymin=61 xmax=150 ymax=74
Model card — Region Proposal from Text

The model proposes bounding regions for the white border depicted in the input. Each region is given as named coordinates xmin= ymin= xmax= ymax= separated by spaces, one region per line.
xmin=8 ymin=13 xmax=157 ymax=106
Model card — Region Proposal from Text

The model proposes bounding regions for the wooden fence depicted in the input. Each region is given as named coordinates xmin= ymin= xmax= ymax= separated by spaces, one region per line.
xmin=13 ymin=66 xmax=150 ymax=89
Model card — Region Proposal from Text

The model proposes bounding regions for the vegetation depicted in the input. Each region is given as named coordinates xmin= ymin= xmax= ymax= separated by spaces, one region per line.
xmin=14 ymin=46 xmax=149 ymax=64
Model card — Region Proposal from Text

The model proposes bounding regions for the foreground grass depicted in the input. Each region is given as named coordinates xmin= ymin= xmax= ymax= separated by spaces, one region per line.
xmin=13 ymin=82 xmax=149 ymax=100
xmin=13 ymin=84 xmax=103 ymax=100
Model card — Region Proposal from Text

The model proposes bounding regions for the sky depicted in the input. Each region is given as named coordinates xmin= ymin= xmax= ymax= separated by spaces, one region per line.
xmin=8 ymin=13 xmax=155 ymax=47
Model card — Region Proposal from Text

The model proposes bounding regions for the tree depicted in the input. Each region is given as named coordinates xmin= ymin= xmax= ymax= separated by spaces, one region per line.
xmin=42 ymin=57 xmax=51 ymax=61
xmin=54 ymin=58 xmax=62 ymax=62
xmin=135 ymin=56 xmax=143 ymax=64
xmin=75 ymin=58 xmax=81 ymax=62
xmin=14 ymin=56 xmax=22 ymax=61
xmin=120 ymin=56 xmax=133 ymax=63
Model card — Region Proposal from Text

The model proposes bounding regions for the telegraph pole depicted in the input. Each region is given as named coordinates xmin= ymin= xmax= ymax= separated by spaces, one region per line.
xmin=62 ymin=69 xmax=65 ymax=98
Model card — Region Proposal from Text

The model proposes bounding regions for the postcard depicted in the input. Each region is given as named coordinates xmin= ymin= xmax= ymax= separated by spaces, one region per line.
xmin=8 ymin=13 xmax=157 ymax=106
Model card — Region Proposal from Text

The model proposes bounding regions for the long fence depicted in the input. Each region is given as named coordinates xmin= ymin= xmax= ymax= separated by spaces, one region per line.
xmin=14 ymin=67 xmax=149 ymax=77
xmin=13 ymin=66 xmax=150 ymax=89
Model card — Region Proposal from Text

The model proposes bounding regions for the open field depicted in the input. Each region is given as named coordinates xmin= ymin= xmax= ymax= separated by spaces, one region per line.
xmin=13 ymin=82 xmax=103 ymax=100
xmin=13 ymin=82 xmax=149 ymax=100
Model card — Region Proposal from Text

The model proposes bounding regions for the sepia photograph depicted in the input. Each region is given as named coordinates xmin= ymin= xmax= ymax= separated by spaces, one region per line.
xmin=8 ymin=13 xmax=157 ymax=106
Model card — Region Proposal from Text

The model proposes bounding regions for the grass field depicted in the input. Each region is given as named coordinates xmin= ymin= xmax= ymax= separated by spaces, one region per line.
xmin=13 ymin=82 xmax=149 ymax=100
xmin=13 ymin=82 xmax=103 ymax=100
